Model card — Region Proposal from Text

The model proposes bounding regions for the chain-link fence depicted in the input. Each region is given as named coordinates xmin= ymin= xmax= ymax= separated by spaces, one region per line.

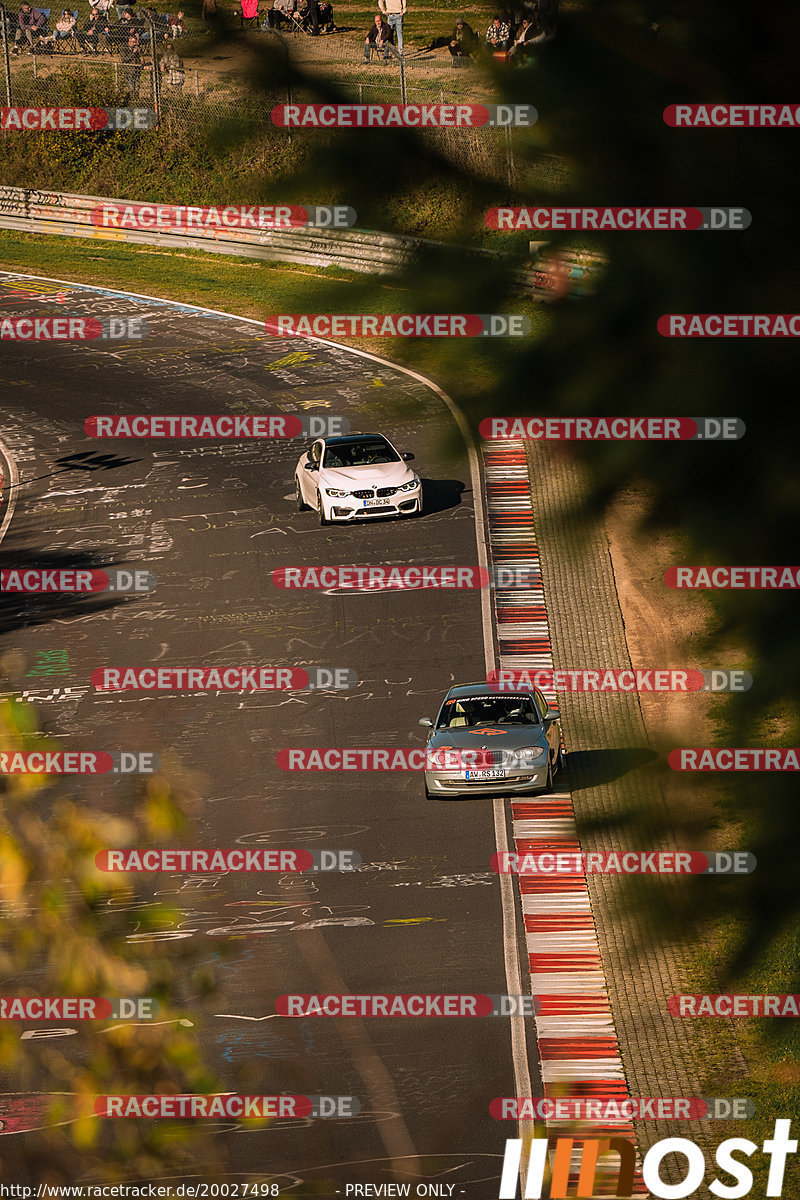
xmin=0 ymin=12 xmax=570 ymax=187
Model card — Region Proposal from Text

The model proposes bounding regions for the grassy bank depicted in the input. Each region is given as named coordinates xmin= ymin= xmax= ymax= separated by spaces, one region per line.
xmin=0 ymin=227 xmax=544 ymax=402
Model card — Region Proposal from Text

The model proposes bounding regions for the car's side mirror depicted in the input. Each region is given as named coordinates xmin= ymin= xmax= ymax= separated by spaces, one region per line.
xmin=304 ymin=461 xmax=317 ymax=471
xmin=418 ymin=717 xmax=433 ymax=727
xmin=546 ymin=708 xmax=561 ymax=721
xmin=402 ymin=452 xmax=415 ymax=461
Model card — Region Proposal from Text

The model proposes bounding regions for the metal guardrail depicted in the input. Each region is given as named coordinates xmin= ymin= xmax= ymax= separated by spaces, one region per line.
xmin=0 ymin=185 xmax=602 ymax=293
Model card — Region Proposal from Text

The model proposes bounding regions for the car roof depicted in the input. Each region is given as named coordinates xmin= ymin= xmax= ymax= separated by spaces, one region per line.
xmin=444 ymin=683 xmax=535 ymax=698
xmin=322 ymin=433 xmax=390 ymax=447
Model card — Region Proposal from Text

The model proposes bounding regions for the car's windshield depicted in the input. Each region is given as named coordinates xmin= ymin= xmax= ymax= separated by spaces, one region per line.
xmin=322 ymin=438 xmax=400 ymax=468
xmin=436 ymin=695 xmax=539 ymax=729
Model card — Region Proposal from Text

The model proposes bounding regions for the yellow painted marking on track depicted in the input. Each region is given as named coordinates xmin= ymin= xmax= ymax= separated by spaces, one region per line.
xmin=382 ymin=918 xmax=446 ymax=926
xmin=1 ymin=279 xmax=68 ymax=295
xmin=266 ymin=352 xmax=314 ymax=369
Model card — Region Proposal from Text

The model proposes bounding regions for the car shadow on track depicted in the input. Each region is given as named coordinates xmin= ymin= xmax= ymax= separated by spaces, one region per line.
xmin=420 ymin=477 xmax=466 ymax=515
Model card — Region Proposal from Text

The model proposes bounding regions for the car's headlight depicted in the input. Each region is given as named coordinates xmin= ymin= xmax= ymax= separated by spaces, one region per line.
xmin=396 ymin=475 xmax=420 ymax=493
xmin=324 ymin=488 xmax=351 ymax=497
xmin=516 ymin=747 xmax=547 ymax=763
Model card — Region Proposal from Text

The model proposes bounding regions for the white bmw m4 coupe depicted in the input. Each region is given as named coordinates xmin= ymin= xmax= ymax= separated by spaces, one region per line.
xmin=294 ymin=433 xmax=422 ymax=524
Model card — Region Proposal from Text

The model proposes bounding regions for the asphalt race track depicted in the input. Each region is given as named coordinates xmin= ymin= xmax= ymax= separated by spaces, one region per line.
xmin=0 ymin=273 xmax=539 ymax=1196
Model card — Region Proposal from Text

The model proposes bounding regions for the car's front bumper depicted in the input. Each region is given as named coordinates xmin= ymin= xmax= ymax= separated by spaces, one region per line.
xmin=326 ymin=487 xmax=422 ymax=521
xmin=424 ymin=764 xmax=550 ymax=797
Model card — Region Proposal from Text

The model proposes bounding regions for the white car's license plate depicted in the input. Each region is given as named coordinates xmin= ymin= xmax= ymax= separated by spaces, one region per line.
xmin=362 ymin=497 xmax=389 ymax=508
xmin=465 ymin=768 xmax=507 ymax=781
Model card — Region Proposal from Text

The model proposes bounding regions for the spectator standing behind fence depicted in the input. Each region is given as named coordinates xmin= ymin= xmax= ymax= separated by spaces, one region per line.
xmin=362 ymin=13 xmax=392 ymax=61
xmin=13 ymin=1 xmax=46 ymax=52
xmin=484 ymin=14 xmax=510 ymax=50
xmin=121 ymin=32 xmax=143 ymax=92
xmin=169 ymin=9 xmax=186 ymax=35
xmin=161 ymin=42 xmax=184 ymax=87
xmin=377 ymin=0 xmax=404 ymax=52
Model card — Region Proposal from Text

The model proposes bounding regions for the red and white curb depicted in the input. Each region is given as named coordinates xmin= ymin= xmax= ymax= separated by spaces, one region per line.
xmin=482 ymin=440 xmax=647 ymax=1195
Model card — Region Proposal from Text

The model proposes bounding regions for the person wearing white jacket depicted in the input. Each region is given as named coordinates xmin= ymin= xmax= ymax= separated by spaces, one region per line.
xmin=377 ymin=0 xmax=405 ymax=52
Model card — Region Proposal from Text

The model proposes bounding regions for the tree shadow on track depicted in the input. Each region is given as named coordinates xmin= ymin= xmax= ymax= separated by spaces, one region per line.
xmin=563 ymin=747 xmax=657 ymax=791
xmin=0 ymin=522 xmax=145 ymax=637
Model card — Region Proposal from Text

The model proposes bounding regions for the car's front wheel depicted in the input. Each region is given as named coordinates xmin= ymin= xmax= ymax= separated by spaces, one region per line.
xmin=295 ymin=477 xmax=308 ymax=511
xmin=543 ymin=757 xmax=554 ymax=793
xmin=317 ymin=491 xmax=329 ymax=526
